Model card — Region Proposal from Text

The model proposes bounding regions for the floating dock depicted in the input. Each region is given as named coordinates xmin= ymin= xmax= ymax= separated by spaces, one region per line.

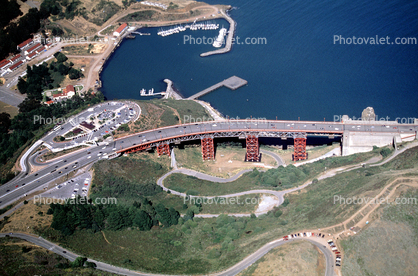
xmin=200 ymin=10 xmax=235 ymax=57
xmin=187 ymin=76 xmax=247 ymax=100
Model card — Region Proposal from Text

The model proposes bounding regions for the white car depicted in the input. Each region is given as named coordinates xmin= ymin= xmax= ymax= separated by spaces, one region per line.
xmin=97 ymin=153 xmax=101 ymax=156
xmin=87 ymin=156 xmax=92 ymax=159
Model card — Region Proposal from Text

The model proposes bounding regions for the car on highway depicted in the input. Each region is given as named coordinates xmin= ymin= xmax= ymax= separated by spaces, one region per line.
xmin=87 ymin=156 xmax=92 ymax=159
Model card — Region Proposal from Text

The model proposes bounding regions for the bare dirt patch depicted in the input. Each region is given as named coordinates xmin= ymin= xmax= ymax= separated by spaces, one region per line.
xmin=2 ymin=201 xmax=52 ymax=235
xmin=174 ymin=147 xmax=276 ymax=177
xmin=238 ymin=240 xmax=324 ymax=276
xmin=0 ymin=101 xmax=19 ymax=118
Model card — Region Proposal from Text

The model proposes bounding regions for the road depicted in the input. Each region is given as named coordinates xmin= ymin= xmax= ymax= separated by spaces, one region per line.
xmin=0 ymin=233 xmax=334 ymax=276
xmin=1 ymin=118 xmax=417 ymax=208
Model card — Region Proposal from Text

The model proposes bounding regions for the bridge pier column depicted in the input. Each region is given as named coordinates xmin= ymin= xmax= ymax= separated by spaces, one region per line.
xmin=157 ymin=143 xmax=170 ymax=157
xmin=292 ymin=138 xmax=308 ymax=161
xmin=201 ymin=137 xmax=215 ymax=160
xmin=245 ymin=135 xmax=260 ymax=162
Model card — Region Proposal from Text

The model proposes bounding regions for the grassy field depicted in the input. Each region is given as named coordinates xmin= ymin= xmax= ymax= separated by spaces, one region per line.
xmin=174 ymin=146 xmax=277 ymax=178
xmin=341 ymin=187 xmax=418 ymax=276
xmin=0 ymin=236 xmax=116 ymax=276
xmin=165 ymin=147 xmax=384 ymax=196
xmin=30 ymin=147 xmax=418 ymax=274
xmin=237 ymin=240 xmax=325 ymax=276
xmin=114 ymin=99 xmax=212 ymax=138
xmin=0 ymin=100 xmax=19 ymax=118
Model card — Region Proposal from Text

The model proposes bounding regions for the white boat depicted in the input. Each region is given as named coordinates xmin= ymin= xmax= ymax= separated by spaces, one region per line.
xmin=213 ymin=27 xmax=227 ymax=48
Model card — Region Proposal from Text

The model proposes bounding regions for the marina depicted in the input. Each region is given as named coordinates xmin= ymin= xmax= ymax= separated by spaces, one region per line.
xmin=140 ymin=88 xmax=165 ymax=97
xmin=201 ymin=10 xmax=236 ymax=56
xmin=157 ymin=22 xmax=219 ymax=37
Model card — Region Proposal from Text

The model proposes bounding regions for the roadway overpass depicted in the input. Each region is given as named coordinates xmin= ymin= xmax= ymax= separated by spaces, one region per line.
xmin=1 ymin=118 xmax=417 ymax=209
xmin=116 ymin=119 xmax=418 ymax=161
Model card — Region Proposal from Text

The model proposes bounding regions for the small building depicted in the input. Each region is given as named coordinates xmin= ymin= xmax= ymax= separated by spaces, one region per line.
xmin=64 ymin=85 xmax=76 ymax=97
xmin=51 ymin=85 xmax=76 ymax=100
xmin=24 ymin=43 xmax=42 ymax=55
xmin=113 ymin=23 xmax=128 ymax=37
xmin=7 ymin=60 xmax=24 ymax=72
xmin=26 ymin=51 xmax=39 ymax=61
xmin=17 ymin=38 xmax=33 ymax=50
xmin=35 ymin=46 xmax=46 ymax=54
xmin=45 ymin=100 xmax=54 ymax=105
xmin=80 ymin=121 xmax=95 ymax=130
xmin=0 ymin=59 xmax=11 ymax=70
xmin=9 ymin=54 xmax=22 ymax=64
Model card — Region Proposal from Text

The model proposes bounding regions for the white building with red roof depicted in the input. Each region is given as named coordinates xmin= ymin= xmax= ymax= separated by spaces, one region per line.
xmin=0 ymin=59 xmax=11 ymax=70
xmin=113 ymin=23 xmax=128 ymax=37
xmin=17 ymin=38 xmax=33 ymax=50
xmin=52 ymin=85 xmax=76 ymax=100
xmin=7 ymin=60 xmax=24 ymax=72
xmin=24 ymin=43 xmax=42 ymax=55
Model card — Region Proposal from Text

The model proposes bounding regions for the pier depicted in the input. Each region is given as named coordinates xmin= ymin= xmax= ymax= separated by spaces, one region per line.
xmin=188 ymin=76 xmax=247 ymax=100
xmin=200 ymin=10 xmax=236 ymax=57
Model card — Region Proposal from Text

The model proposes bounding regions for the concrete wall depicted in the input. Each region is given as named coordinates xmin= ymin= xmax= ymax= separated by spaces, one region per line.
xmin=342 ymin=131 xmax=400 ymax=156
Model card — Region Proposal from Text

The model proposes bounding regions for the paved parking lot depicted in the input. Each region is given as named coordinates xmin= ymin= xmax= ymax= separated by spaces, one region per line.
xmin=40 ymin=172 xmax=92 ymax=200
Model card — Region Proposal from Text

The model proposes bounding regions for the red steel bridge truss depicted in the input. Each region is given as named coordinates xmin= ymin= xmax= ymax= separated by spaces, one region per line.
xmin=118 ymin=131 xmax=312 ymax=161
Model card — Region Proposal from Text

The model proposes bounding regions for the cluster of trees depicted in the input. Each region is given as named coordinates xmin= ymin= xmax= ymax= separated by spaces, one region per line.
xmin=17 ymin=52 xmax=83 ymax=101
xmin=0 ymin=90 xmax=104 ymax=183
xmin=0 ymin=0 xmax=86 ymax=60
xmin=0 ymin=7 xmax=41 ymax=60
xmin=48 ymin=196 xmax=180 ymax=235
xmin=40 ymin=0 xmax=84 ymax=21
xmin=249 ymin=165 xmax=308 ymax=188
xmin=0 ymin=0 xmax=22 ymax=29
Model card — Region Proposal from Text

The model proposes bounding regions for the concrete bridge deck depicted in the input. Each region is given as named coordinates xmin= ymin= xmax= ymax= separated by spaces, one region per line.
xmin=188 ymin=76 xmax=247 ymax=100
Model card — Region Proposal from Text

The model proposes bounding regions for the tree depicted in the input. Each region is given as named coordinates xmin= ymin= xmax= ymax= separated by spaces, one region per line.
xmin=0 ymin=112 xmax=11 ymax=134
xmin=71 ymin=256 xmax=87 ymax=267
xmin=169 ymin=207 xmax=180 ymax=226
xmin=17 ymin=77 xmax=28 ymax=94
xmin=133 ymin=210 xmax=152 ymax=231
xmin=106 ymin=210 xmax=123 ymax=230
xmin=54 ymin=52 xmax=68 ymax=63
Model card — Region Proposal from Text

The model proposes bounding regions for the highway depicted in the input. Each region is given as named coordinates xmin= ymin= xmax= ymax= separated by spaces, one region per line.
xmin=0 ymin=233 xmax=335 ymax=276
xmin=1 ymin=118 xmax=417 ymax=208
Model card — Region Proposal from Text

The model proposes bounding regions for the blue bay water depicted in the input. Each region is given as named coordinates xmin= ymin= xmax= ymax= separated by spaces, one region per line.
xmin=101 ymin=0 xmax=418 ymax=121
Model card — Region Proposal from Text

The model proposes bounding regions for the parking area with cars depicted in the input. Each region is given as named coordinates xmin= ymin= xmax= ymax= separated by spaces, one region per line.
xmin=40 ymin=172 xmax=92 ymax=200
xmin=42 ymin=101 xmax=141 ymax=151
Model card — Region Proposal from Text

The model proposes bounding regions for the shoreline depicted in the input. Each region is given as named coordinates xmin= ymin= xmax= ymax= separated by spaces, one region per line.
xmin=97 ymin=6 xmax=235 ymax=102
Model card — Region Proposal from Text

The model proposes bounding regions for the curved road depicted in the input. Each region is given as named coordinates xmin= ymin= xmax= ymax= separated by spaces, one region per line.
xmin=0 ymin=233 xmax=334 ymax=276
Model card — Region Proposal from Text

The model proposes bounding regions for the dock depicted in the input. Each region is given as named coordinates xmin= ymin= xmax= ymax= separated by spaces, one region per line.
xmin=187 ymin=76 xmax=247 ymax=100
xmin=200 ymin=10 xmax=235 ymax=57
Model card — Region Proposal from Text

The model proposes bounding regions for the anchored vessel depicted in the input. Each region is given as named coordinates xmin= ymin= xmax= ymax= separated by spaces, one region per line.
xmin=213 ymin=28 xmax=227 ymax=48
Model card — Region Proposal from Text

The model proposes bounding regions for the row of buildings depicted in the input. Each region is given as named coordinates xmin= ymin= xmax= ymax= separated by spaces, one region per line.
xmin=1 ymin=38 xmax=52 ymax=74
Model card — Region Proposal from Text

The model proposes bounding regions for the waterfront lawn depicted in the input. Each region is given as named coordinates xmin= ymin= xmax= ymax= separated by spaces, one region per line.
xmin=132 ymin=99 xmax=212 ymax=133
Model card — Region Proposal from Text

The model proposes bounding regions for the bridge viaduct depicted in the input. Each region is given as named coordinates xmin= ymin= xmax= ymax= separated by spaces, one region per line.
xmin=115 ymin=119 xmax=418 ymax=162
